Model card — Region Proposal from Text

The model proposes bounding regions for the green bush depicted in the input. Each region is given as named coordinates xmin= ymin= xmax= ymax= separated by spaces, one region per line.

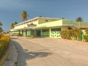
xmin=0 ymin=34 xmax=10 ymax=58
xmin=61 ymin=28 xmax=82 ymax=40
xmin=85 ymin=28 xmax=88 ymax=34
xmin=84 ymin=35 xmax=88 ymax=42
xmin=61 ymin=30 xmax=72 ymax=39
xmin=83 ymin=28 xmax=88 ymax=42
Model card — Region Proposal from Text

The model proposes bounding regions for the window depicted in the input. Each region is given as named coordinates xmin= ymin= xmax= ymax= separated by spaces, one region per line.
xmin=51 ymin=28 xmax=61 ymax=31
xmin=42 ymin=29 xmax=49 ymax=32
xmin=68 ymin=27 xmax=72 ymax=30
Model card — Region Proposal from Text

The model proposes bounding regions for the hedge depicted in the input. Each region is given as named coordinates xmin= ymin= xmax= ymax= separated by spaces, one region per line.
xmin=61 ymin=28 xmax=88 ymax=42
xmin=61 ymin=28 xmax=82 ymax=40
xmin=83 ymin=28 xmax=88 ymax=42
xmin=0 ymin=34 xmax=11 ymax=59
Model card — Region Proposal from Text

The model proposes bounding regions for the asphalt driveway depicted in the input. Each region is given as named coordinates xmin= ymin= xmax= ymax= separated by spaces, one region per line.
xmin=11 ymin=36 xmax=88 ymax=66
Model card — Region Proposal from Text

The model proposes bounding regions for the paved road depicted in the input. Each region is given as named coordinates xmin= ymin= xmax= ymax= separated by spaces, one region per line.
xmin=12 ymin=36 xmax=88 ymax=66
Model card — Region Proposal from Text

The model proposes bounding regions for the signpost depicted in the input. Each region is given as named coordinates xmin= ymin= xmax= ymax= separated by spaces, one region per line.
xmin=27 ymin=23 xmax=36 ymax=28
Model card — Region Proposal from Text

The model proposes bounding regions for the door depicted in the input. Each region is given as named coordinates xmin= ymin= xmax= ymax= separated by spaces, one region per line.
xmin=36 ymin=30 xmax=41 ymax=37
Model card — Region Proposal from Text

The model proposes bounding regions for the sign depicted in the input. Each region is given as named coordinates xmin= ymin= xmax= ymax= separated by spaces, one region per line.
xmin=27 ymin=23 xmax=36 ymax=27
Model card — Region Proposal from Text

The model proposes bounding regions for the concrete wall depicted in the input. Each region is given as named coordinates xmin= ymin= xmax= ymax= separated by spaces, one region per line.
xmin=50 ymin=27 xmax=61 ymax=38
xmin=37 ymin=20 xmax=62 ymax=27
xmin=13 ymin=19 xmax=62 ymax=29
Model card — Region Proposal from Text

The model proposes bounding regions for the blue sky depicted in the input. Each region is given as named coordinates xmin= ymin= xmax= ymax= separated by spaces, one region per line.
xmin=0 ymin=0 xmax=88 ymax=31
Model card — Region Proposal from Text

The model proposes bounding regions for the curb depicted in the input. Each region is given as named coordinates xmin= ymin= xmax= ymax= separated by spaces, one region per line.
xmin=0 ymin=49 xmax=10 ymax=66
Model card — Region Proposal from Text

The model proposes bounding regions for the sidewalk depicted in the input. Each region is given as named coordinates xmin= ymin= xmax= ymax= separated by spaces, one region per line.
xmin=3 ymin=41 xmax=18 ymax=66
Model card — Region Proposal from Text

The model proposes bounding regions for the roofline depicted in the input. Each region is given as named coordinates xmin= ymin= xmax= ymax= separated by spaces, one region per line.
xmin=15 ymin=17 xmax=62 ymax=26
xmin=15 ymin=17 xmax=39 ymax=26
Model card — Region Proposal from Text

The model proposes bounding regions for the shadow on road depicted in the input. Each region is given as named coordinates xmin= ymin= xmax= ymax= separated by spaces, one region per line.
xmin=12 ymin=40 xmax=52 ymax=66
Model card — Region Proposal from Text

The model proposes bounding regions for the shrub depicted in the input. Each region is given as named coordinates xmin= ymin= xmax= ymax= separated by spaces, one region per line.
xmin=61 ymin=30 xmax=72 ymax=39
xmin=61 ymin=28 xmax=82 ymax=40
xmin=73 ymin=28 xmax=82 ymax=40
xmin=83 ymin=28 xmax=88 ymax=42
xmin=0 ymin=34 xmax=10 ymax=58
xmin=85 ymin=28 xmax=88 ymax=34
xmin=84 ymin=35 xmax=88 ymax=42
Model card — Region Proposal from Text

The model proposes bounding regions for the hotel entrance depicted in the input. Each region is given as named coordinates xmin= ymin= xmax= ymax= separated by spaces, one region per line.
xmin=36 ymin=30 xmax=41 ymax=37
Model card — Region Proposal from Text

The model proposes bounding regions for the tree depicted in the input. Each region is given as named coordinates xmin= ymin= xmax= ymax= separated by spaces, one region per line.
xmin=0 ymin=22 xmax=2 ymax=26
xmin=14 ymin=22 xmax=18 ymax=25
xmin=10 ymin=23 xmax=14 ymax=29
xmin=13 ymin=22 xmax=18 ymax=26
xmin=62 ymin=18 xmax=65 ymax=19
xmin=20 ymin=11 xmax=28 ymax=21
xmin=76 ymin=17 xmax=83 ymax=22
xmin=0 ymin=27 xmax=3 ymax=32
xmin=10 ymin=22 xmax=18 ymax=29
xmin=39 ymin=16 xmax=42 ymax=17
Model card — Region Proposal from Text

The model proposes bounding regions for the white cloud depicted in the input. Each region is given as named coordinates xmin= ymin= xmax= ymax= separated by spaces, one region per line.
xmin=0 ymin=0 xmax=31 ymax=10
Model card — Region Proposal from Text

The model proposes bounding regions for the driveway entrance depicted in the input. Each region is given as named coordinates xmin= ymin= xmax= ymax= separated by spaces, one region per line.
xmin=12 ymin=36 xmax=88 ymax=66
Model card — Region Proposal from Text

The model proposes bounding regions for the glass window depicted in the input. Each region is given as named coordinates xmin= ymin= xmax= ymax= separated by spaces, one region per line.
xmin=42 ymin=29 xmax=49 ymax=32
xmin=51 ymin=28 xmax=61 ymax=31
xmin=68 ymin=27 xmax=72 ymax=30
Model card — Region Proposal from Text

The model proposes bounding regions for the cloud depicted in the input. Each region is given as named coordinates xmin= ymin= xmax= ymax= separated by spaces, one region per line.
xmin=0 ymin=0 xmax=31 ymax=10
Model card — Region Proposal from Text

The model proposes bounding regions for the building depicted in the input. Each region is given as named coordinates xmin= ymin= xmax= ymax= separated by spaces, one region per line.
xmin=10 ymin=16 xmax=88 ymax=38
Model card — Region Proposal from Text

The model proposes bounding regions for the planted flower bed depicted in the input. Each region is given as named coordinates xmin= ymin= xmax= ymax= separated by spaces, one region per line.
xmin=0 ymin=34 xmax=11 ymax=59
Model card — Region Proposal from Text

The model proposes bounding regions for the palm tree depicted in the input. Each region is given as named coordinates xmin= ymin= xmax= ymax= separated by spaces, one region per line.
xmin=10 ymin=23 xmax=14 ymax=29
xmin=20 ymin=11 xmax=28 ymax=21
xmin=62 ymin=18 xmax=65 ymax=19
xmin=76 ymin=17 xmax=83 ymax=28
xmin=13 ymin=22 xmax=18 ymax=26
xmin=14 ymin=22 xmax=18 ymax=25
xmin=10 ymin=22 xmax=18 ymax=29
xmin=0 ymin=22 xmax=3 ymax=36
xmin=76 ymin=17 xmax=83 ymax=22
xmin=0 ymin=22 xmax=2 ymax=26
xmin=0 ymin=27 xmax=3 ymax=32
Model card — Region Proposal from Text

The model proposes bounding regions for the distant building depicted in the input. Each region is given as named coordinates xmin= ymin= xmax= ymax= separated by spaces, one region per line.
xmin=10 ymin=17 xmax=88 ymax=38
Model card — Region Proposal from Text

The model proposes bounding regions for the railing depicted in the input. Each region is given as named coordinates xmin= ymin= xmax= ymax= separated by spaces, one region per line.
xmin=73 ymin=22 xmax=88 ymax=26
xmin=62 ymin=20 xmax=88 ymax=26
xmin=62 ymin=20 xmax=73 ymax=25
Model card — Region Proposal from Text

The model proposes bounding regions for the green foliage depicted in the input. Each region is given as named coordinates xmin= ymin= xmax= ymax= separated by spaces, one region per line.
xmin=61 ymin=29 xmax=82 ymax=40
xmin=85 ymin=28 xmax=88 ymax=34
xmin=0 ymin=22 xmax=2 ymax=26
xmin=20 ymin=11 xmax=28 ymax=21
xmin=14 ymin=22 xmax=18 ymax=25
xmin=10 ymin=23 xmax=14 ymax=29
xmin=76 ymin=17 xmax=83 ymax=22
xmin=10 ymin=22 xmax=18 ymax=29
xmin=73 ymin=28 xmax=82 ymax=38
xmin=0 ymin=35 xmax=10 ymax=58
xmin=61 ymin=30 xmax=72 ymax=39
xmin=83 ymin=28 xmax=88 ymax=42
xmin=84 ymin=35 xmax=88 ymax=42
xmin=0 ymin=22 xmax=3 ymax=33
xmin=0 ymin=27 xmax=3 ymax=32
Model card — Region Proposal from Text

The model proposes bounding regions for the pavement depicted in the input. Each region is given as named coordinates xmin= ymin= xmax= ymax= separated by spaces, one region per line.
xmin=3 ymin=36 xmax=88 ymax=66
xmin=3 ymin=41 xmax=18 ymax=66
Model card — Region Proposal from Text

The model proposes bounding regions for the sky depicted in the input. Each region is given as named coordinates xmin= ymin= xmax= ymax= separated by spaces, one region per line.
xmin=0 ymin=0 xmax=88 ymax=31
